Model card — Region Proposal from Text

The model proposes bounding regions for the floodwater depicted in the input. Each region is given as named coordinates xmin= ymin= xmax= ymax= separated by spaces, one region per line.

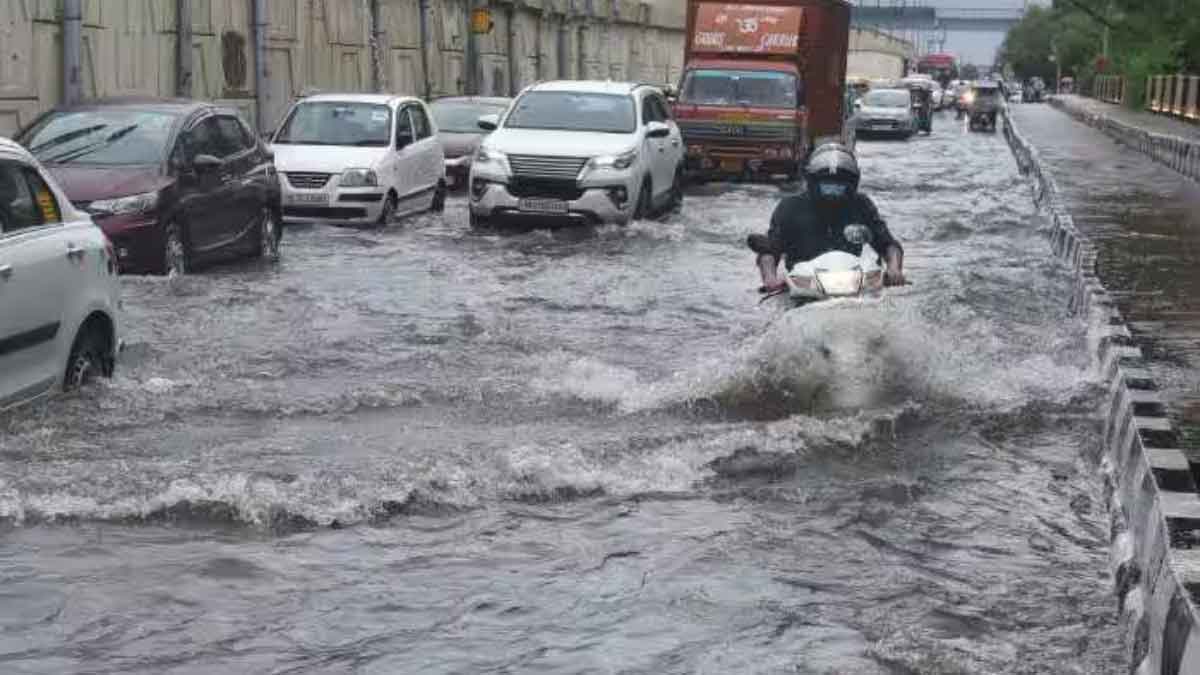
xmin=0 ymin=113 xmax=1127 ymax=674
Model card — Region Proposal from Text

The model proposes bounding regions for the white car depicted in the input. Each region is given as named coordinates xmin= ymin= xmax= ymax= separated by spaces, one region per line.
xmin=0 ymin=138 xmax=121 ymax=411
xmin=468 ymin=81 xmax=685 ymax=227
xmin=270 ymin=94 xmax=446 ymax=226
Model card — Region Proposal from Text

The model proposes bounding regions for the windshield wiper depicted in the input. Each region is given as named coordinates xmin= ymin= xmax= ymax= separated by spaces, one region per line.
xmin=44 ymin=124 xmax=141 ymax=163
xmin=29 ymin=124 xmax=108 ymax=154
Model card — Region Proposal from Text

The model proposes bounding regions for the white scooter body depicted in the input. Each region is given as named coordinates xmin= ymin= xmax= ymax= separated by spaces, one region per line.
xmin=785 ymin=243 xmax=884 ymax=301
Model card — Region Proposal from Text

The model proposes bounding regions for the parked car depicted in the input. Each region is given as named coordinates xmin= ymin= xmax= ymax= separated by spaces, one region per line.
xmin=16 ymin=99 xmax=282 ymax=275
xmin=429 ymin=96 xmax=511 ymax=191
xmin=468 ymin=81 xmax=684 ymax=228
xmin=270 ymin=94 xmax=445 ymax=227
xmin=0 ymin=137 xmax=121 ymax=411
xmin=853 ymin=88 xmax=917 ymax=138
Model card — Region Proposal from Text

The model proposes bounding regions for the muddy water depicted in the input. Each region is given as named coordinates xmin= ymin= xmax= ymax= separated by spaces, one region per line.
xmin=0 ymin=115 xmax=1126 ymax=673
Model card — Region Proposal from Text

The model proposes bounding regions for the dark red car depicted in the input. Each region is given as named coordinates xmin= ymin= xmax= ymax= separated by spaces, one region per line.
xmin=16 ymin=98 xmax=281 ymax=275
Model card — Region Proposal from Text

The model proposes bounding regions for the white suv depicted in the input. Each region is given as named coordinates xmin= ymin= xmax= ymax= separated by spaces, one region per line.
xmin=270 ymin=94 xmax=446 ymax=226
xmin=0 ymin=138 xmax=121 ymax=411
xmin=469 ymin=81 xmax=684 ymax=227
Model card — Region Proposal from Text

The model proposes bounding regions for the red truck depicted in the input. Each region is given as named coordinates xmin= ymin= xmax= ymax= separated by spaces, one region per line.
xmin=673 ymin=0 xmax=852 ymax=182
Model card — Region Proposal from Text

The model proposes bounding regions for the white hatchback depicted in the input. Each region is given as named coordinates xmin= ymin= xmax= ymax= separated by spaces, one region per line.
xmin=270 ymin=94 xmax=446 ymax=226
xmin=0 ymin=138 xmax=121 ymax=411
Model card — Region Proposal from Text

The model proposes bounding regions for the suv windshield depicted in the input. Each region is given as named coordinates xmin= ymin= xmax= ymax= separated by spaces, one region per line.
xmin=863 ymin=90 xmax=910 ymax=108
xmin=274 ymin=101 xmax=392 ymax=147
xmin=679 ymin=69 xmax=798 ymax=108
xmin=21 ymin=110 xmax=178 ymax=165
xmin=431 ymin=101 xmax=508 ymax=133
xmin=504 ymin=92 xmax=635 ymax=134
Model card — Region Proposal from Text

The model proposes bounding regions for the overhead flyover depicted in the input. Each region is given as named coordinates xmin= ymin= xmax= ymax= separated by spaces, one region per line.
xmin=851 ymin=4 xmax=1024 ymax=33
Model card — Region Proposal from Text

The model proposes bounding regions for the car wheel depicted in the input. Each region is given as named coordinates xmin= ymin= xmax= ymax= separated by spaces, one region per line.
xmin=633 ymin=179 xmax=652 ymax=220
xmin=163 ymin=221 xmax=189 ymax=276
xmin=431 ymin=181 xmax=447 ymax=213
xmin=377 ymin=193 xmax=398 ymax=226
xmin=469 ymin=211 xmax=490 ymax=229
xmin=667 ymin=167 xmax=684 ymax=214
xmin=64 ymin=323 xmax=112 ymax=391
xmin=253 ymin=207 xmax=281 ymax=262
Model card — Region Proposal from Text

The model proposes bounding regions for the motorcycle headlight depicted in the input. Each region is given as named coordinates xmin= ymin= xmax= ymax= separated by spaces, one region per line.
xmin=87 ymin=191 xmax=159 ymax=216
xmin=589 ymin=149 xmax=638 ymax=171
xmin=340 ymin=168 xmax=378 ymax=187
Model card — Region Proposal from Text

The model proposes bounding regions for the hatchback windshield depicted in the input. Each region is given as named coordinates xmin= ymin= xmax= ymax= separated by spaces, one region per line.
xmin=274 ymin=102 xmax=392 ymax=147
xmin=431 ymin=101 xmax=508 ymax=133
xmin=21 ymin=110 xmax=178 ymax=165
xmin=679 ymin=69 xmax=798 ymax=108
xmin=863 ymin=90 xmax=911 ymax=108
xmin=504 ymin=92 xmax=635 ymax=134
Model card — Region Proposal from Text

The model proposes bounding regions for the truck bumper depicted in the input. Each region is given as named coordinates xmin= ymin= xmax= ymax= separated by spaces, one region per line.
xmin=684 ymin=155 xmax=799 ymax=181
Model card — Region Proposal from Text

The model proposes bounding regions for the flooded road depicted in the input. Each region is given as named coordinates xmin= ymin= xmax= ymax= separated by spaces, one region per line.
xmin=0 ymin=114 xmax=1127 ymax=673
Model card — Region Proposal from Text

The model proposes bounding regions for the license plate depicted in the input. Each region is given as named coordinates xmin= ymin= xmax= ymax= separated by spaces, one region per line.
xmin=720 ymin=159 xmax=742 ymax=172
xmin=872 ymin=122 xmax=893 ymax=130
xmin=518 ymin=198 xmax=568 ymax=214
xmin=288 ymin=193 xmax=327 ymax=205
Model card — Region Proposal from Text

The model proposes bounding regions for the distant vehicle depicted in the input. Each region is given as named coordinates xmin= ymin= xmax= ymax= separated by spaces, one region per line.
xmin=917 ymin=53 xmax=959 ymax=89
xmin=966 ymin=82 xmax=1002 ymax=132
xmin=854 ymin=88 xmax=916 ymax=138
xmin=270 ymin=93 xmax=446 ymax=227
xmin=0 ymin=138 xmax=121 ymax=411
xmin=429 ymin=96 xmax=511 ymax=191
xmin=1024 ymin=77 xmax=1046 ymax=103
xmin=469 ymin=80 xmax=684 ymax=227
xmin=16 ymin=99 xmax=282 ymax=275
xmin=674 ymin=0 xmax=852 ymax=182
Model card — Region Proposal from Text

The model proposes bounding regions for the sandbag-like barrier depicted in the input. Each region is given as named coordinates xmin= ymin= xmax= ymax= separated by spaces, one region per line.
xmin=1003 ymin=110 xmax=1200 ymax=673
xmin=1049 ymin=96 xmax=1200 ymax=183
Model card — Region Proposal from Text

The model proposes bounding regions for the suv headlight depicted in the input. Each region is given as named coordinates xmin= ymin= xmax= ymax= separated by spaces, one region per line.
xmin=474 ymin=147 xmax=510 ymax=174
xmin=87 ymin=191 xmax=159 ymax=216
xmin=589 ymin=149 xmax=638 ymax=171
xmin=340 ymin=168 xmax=378 ymax=187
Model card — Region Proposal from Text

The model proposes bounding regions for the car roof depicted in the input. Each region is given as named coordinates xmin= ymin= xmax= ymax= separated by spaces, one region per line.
xmin=431 ymin=96 xmax=511 ymax=106
xmin=526 ymin=80 xmax=650 ymax=96
xmin=0 ymin=137 xmax=34 ymax=162
xmin=43 ymin=97 xmax=210 ymax=116
xmin=298 ymin=93 xmax=419 ymax=106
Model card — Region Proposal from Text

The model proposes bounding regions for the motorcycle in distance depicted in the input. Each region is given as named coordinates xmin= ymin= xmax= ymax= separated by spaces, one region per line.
xmin=905 ymin=80 xmax=934 ymax=135
xmin=762 ymin=225 xmax=885 ymax=307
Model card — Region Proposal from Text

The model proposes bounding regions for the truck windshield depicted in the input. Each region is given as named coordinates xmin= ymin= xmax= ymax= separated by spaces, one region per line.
xmin=679 ymin=69 xmax=798 ymax=109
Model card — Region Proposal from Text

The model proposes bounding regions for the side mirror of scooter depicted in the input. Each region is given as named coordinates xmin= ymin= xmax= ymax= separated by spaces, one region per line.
xmin=843 ymin=224 xmax=872 ymax=245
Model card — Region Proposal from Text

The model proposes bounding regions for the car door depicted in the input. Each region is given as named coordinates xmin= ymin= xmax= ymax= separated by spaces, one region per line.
xmin=0 ymin=159 xmax=70 ymax=408
xmin=212 ymin=113 xmax=263 ymax=247
xmin=655 ymin=93 xmax=684 ymax=187
xmin=640 ymin=94 xmax=672 ymax=202
xmin=408 ymin=102 xmax=443 ymax=200
xmin=391 ymin=106 xmax=420 ymax=203
xmin=172 ymin=115 xmax=235 ymax=252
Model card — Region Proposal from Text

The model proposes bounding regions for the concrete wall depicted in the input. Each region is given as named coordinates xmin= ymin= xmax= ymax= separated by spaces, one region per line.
xmin=0 ymin=0 xmax=687 ymax=137
xmin=847 ymin=27 xmax=914 ymax=81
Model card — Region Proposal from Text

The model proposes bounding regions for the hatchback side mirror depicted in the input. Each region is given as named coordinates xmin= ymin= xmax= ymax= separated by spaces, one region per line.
xmin=193 ymin=154 xmax=223 ymax=173
xmin=477 ymin=113 xmax=499 ymax=131
xmin=646 ymin=121 xmax=670 ymax=139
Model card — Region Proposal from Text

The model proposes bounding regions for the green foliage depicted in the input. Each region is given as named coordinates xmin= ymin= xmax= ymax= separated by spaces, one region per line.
xmin=999 ymin=0 xmax=1200 ymax=108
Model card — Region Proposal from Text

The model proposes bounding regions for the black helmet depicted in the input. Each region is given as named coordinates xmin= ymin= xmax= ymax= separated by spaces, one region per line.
xmin=804 ymin=143 xmax=860 ymax=202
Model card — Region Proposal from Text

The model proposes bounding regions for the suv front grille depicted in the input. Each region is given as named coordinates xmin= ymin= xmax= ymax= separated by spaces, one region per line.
xmin=508 ymin=154 xmax=588 ymax=180
xmin=285 ymin=172 xmax=332 ymax=189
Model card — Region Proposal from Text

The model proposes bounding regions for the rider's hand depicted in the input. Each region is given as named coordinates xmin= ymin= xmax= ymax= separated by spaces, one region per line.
xmin=884 ymin=268 xmax=906 ymax=287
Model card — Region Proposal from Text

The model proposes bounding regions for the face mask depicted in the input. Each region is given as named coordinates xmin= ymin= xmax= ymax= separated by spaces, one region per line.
xmin=817 ymin=182 xmax=849 ymax=199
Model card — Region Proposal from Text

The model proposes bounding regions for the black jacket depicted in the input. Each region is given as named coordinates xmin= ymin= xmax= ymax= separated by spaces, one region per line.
xmin=750 ymin=192 xmax=902 ymax=270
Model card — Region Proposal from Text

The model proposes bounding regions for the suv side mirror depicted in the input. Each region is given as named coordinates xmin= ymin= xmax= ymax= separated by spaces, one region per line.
xmin=477 ymin=113 xmax=499 ymax=131
xmin=645 ymin=121 xmax=670 ymax=139
xmin=192 ymin=154 xmax=223 ymax=173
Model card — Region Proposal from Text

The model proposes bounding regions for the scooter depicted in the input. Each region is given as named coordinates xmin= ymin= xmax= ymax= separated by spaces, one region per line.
xmin=783 ymin=225 xmax=884 ymax=305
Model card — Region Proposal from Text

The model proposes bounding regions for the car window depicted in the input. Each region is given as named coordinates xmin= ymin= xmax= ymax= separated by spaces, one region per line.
xmin=19 ymin=109 xmax=177 ymax=165
xmin=395 ymin=108 xmax=415 ymax=147
xmin=410 ymin=105 xmax=432 ymax=139
xmin=653 ymin=95 xmax=672 ymax=121
xmin=274 ymin=101 xmax=393 ymax=147
xmin=0 ymin=162 xmax=61 ymax=234
xmin=641 ymin=96 xmax=659 ymax=124
xmin=214 ymin=116 xmax=250 ymax=156
xmin=181 ymin=117 xmax=222 ymax=160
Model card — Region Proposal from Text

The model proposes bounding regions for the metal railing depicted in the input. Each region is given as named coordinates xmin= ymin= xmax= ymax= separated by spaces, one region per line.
xmin=1146 ymin=74 xmax=1200 ymax=122
xmin=1094 ymin=75 xmax=1125 ymax=105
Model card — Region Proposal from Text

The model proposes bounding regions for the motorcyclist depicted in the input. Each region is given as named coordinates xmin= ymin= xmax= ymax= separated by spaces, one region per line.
xmin=747 ymin=143 xmax=904 ymax=293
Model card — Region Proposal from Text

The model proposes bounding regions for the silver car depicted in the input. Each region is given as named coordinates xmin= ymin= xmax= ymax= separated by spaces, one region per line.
xmin=853 ymin=89 xmax=916 ymax=139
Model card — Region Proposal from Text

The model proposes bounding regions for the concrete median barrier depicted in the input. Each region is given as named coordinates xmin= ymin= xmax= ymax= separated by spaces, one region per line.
xmin=1049 ymin=96 xmax=1200 ymax=184
xmin=1003 ymin=109 xmax=1200 ymax=674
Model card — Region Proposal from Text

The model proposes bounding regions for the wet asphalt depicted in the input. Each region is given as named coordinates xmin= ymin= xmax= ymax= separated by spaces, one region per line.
xmin=0 ymin=110 xmax=1128 ymax=673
